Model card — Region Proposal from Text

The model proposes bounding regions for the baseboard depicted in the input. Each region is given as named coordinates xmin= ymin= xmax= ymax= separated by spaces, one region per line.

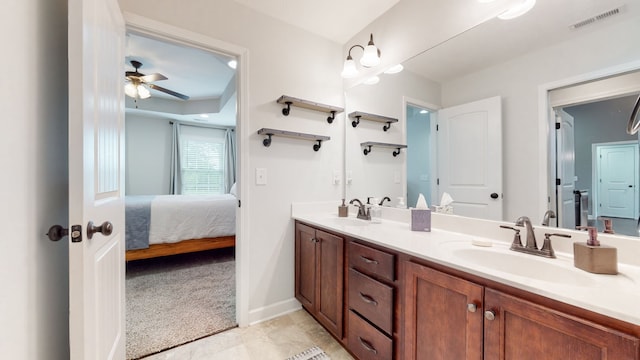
xmin=248 ymin=297 xmax=302 ymax=326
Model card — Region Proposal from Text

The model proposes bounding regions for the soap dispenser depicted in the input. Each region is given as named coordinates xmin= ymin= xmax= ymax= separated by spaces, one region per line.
xmin=338 ymin=199 xmax=348 ymax=217
xmin=573 ymin=226 xmax=617 ymax=274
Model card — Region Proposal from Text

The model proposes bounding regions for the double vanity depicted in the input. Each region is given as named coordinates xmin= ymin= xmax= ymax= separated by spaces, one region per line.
xmin=292 ymin=202 xmax=640 ymax=359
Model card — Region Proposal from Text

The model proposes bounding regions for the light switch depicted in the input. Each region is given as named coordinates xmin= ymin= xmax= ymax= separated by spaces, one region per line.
xmin=346 ymin=171 xmax=353 ymax=185
xmin=256 ymin=168 xmax=267 ymax=185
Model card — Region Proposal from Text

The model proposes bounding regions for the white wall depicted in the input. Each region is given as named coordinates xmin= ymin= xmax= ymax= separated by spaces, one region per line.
xmin=345 ymin=70 xmax=440 ymax=207
xmin=119 ymin=0 xmax=345 ymax=321
xmin=441 ymin=16 xmax=640 ymax=222
xmin=0 ymin=0 xmax=70 ymax=359
xmin=125 ymin=115 xmax=173 ymax=195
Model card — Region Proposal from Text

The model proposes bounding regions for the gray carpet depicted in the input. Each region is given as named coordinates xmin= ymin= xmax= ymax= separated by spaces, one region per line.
xmin=126 ymin=248 xmax=236 ymax=359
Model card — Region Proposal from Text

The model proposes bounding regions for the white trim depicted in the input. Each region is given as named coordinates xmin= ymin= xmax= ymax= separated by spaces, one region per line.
xmin=538 ymin=60 xmax=640 ymax=221
xmin=248 ymin=298 xmax=302 ymax=326
xmin=123 ymin=13 xmax=251 ymax=327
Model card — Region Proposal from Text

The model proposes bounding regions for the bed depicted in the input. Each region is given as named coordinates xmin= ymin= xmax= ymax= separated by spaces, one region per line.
xmin=125 ymin=194 xmax=236 ymax=261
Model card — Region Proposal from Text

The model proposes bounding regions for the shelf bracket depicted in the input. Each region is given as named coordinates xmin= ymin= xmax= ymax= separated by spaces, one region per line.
xmin=313 ymin=140 xmax=323 ymax=151
xmin=262 ymin=133 xmax=273 ymax=147
xmin=282 ymin=101 xmax=292 ymax=116
xmin=363 ymin=145 xmax=372 ymax=155
xmin=327 ymin=111 xmax=336 ymax=124
xmin=352 ymin=115 xmax=361 ymax=128
xmin=393 ymin=148 xmax=401 ymax=157
xmin=383 ymin=122 xmax=392 ymax=132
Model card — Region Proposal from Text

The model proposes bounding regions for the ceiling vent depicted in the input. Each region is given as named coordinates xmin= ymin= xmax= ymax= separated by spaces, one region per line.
xmin=569 ymin=5 xmax=625 ymax=30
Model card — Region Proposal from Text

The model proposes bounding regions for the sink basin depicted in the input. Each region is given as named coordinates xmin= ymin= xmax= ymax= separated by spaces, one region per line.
xmin=325 ymin=217 xmax=370 ymax=227
xmin=448 ymin=246 xmax=597 ymax=286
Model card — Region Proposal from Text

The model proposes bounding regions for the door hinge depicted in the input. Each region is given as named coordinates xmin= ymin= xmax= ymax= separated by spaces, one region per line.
xmin=555 ymin=122 xmax=561 ymax=130
xmin=238 ymin=199 xmax=241 ymax=208
xmin=70 ymin=224 xmax=82 ymax=243
xmin=556 ymin=178 xmax=561 ymax=186
xmin=436 ymin=124 xmax=439 ymax=131
xmin=437 ymin=178 xmax=440 ymax=185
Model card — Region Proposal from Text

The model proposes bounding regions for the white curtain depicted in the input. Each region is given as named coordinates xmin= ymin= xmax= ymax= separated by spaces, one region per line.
xmin=224 ymin=129 xmax=236 ymax=193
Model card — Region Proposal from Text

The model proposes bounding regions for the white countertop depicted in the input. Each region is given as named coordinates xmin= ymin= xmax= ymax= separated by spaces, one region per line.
xmin=292 ymin=204 xmax=640 ymax=327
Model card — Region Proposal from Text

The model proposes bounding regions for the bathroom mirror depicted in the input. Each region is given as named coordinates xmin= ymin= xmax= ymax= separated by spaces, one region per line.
xmin=344 ymin=0 xmax=640 ymax=237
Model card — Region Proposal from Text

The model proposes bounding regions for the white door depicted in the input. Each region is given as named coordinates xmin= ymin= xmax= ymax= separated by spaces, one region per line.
xmin=556 ymin=109 xmax=576 ymax=229
xmin=597 ymin=143 xmax=639 ymax=219
xmin=437 ymin=96 xmax=502 ymax=220
xmin=68 ymin=0 xmax=126 ymax=358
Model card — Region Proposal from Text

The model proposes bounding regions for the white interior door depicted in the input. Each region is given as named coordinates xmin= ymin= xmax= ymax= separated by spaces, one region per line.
xmin=597 ymin=143 xmax=639 ymax=219
xmin=556 ymin=109 xmax=576 ymax=229
xmin=437 ymin=96 xmax=502 ymax=220
xmin=68 ymin=0 xmax=125 ymax=358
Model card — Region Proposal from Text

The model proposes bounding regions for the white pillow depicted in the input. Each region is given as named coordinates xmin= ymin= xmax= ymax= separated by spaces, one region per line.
xmin=229 ymin=183 xmax=237 ymax=197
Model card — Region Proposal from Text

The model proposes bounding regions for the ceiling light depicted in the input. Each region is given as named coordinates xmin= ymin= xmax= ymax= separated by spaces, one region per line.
xmin=199 ymin=114 xmax=210 ymax=118
xmin=384 ymin=64 xmax=404 ymax=74
xmin=419 ymin=109 xmax=429 ymax=114
xmin=363 ymin=76 xmax=380 ymax=85
xmin=341 ymin=33 xmax=381 ymax=78
xmin=124 ymin=81 xmax=151 ymax=99
xmin=227 ymin=60 xmax=237 ymax=69
xmin=498 ymin=0 xmax=536 ymax=20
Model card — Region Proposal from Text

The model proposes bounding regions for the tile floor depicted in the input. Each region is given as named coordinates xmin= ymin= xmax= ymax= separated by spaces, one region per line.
xmin=141 ymin=309 xmax=354 ymax=359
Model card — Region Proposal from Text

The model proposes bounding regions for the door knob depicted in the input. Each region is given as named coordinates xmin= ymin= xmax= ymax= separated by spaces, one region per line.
xmin=46 ymin=225 xmax=68 ymax=241
xmin=490 ymin=193 xmax=499 ymax=199
xmin=467 ymin=303 xmax=477 ymax=312
xmin=87 ymin=221 xmax=113 ymax=239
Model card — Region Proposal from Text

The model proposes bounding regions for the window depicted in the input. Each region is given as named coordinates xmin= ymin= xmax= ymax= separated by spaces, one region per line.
xmin=180 ymin=127 xmax=226 ymax=195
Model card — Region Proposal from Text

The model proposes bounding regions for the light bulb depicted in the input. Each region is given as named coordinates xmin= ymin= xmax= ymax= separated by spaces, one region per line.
xmin=360 ymin=34 xmax=381 ymax=68
xmin=124 ymin=83 xmax=137 ymax=98
xmin=341 ymin=58 xmax=358 ymax=78
xmin=137 ymin=85 xmax=150 ymax=99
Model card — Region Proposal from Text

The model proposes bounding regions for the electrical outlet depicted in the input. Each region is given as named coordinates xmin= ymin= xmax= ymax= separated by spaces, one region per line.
xmin=256 ymin=168 xmax=267 ymax=185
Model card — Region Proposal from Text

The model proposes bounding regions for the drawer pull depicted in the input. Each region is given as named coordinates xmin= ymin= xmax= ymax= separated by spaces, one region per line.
xmin=358 ymin=336 xmax=378 ymax=354
xmin=360 ymin=255 xmax=379 ymax=265
xmin=359 ymin=292 xmax=378 ymax=306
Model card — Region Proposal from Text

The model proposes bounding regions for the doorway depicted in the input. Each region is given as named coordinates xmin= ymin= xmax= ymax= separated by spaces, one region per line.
xmin=122 ymin=21 xmax=247 ymax=358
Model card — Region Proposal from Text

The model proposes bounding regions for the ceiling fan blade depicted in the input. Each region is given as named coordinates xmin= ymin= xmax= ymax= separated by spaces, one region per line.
xmin=148 ymin=84 xmax=190 ymax=100
xmin=140 ymin=73 xmax=168 ymax=83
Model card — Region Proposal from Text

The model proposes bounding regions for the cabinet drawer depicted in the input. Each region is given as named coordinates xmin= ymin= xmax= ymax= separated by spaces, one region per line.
xmin=348 ymin=241 xmax=395 ymax=282
xmin=348 ymin=310 xmax=393 ymax=360
xmin=348 ymin=269 xmax=393 ymax=335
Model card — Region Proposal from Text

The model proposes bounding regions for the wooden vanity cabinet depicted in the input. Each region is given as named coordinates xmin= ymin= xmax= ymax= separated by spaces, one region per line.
xmin=484 ymin=288 xmax=639 ymax=360
xmin=295 ymin=222 xmax=344 ymax=339
xmin=403 ymin=260 xmax=484 ymax=360
xmin=403 ymin=260 xmax=640 ymax=360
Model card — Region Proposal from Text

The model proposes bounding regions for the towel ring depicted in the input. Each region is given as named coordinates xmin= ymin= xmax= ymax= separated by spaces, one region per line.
xmin=627 ymin=94 xmax=640 ymax=135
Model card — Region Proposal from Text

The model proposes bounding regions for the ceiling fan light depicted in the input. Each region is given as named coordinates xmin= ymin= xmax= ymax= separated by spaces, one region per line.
xmin=498 ymin=0 xmax=536 ymax=20
xmin=137 ymin=84 xmax=151 ymax=99
xmin=341 ymin=58 xmax=358 ymax=78
xmin=124 ymin=83 xmax=137 ymax=98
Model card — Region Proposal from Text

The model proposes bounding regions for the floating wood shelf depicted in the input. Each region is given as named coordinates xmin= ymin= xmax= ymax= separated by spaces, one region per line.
xmin=277 ymin=95 xmax=344 ymax=123
xmin=349 ymin=111 xmax=398 ymax=131
xmin=361 ymin=141 xmax=407 ymax=157
xmin=258 ymin=128 xmax=330 ymax=151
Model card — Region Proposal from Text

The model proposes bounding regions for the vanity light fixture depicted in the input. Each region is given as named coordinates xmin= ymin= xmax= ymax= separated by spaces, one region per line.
xmin=341 ymin=33 xmax=381 ymax=78
xmin=124 ymin=81 xmax=151 ymax=99
xmin=384 ymin=64 xmax=404 ymax=74
xmin=498 ymin=0 xmax=536 ymax=20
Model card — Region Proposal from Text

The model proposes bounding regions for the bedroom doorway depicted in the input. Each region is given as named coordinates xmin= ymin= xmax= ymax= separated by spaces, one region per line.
xmin=122 ymin=22 xmax=247 ymax=359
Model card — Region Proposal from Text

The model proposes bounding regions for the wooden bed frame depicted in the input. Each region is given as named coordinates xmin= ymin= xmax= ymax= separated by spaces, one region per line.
xmin=125 ymin=235 xmax=235 ymax=262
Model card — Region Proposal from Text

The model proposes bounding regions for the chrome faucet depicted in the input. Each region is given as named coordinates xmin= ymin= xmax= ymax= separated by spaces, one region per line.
xmin=349 ymin=199 xmax=371 ymax=220
xmin=542 ymin=210 xmax=556 ymax=226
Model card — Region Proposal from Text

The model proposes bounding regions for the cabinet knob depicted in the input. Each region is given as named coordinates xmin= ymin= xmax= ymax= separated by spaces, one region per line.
xmin=467 ymin=303 xmax=477 ymax=313
xmin=484 ymin=310 xmax=496 ymax=321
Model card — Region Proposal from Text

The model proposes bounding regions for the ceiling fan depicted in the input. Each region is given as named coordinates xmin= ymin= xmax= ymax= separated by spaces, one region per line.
xmin=124 ymin=60 xmax=190 ymax=100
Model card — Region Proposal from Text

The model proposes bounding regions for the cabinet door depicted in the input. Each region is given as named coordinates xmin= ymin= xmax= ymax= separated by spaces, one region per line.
xmin=484 ymin=288 xmax=640 ymax=360
xmin=315 ymin=229 xmax=344 ymax=339
xmin=295 ymin=223 xmax=317 ymax=310
xmin=403 ymin=261 xmax=484 ymax=360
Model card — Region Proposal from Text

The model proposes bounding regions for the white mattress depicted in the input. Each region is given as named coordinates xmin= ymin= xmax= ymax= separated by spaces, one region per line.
xmin=148 ymin=194 xmax=236 ymax=244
